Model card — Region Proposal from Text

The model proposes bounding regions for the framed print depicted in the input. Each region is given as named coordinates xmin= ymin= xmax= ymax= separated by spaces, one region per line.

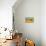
xmin=25 ymin=17 xmax=34 ymax=23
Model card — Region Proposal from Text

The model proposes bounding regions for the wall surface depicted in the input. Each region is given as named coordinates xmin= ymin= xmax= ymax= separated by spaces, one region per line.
xmin=0 ymin=0 xmax=16 ymax=30
xmin=13 ymin=0 xmax=41 ymax=46
xmin=0 ymin=0 xmax=16 ymax=39
xmin=41 ymin=0 xmax=46 ymax=46
xmin=13 ymin=0 xmax=46 ymax=46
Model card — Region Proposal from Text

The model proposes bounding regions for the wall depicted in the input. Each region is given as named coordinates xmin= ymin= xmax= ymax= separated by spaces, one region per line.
xmin=0 ymin=0 xmax=16 ymax=30
xmin=0 ymin=0 xmax=17 ymax=39
xmin=13 ymin=0 xmax=41 ymax=46
xmin=41 ymin=0 xmax=46 ymax=46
